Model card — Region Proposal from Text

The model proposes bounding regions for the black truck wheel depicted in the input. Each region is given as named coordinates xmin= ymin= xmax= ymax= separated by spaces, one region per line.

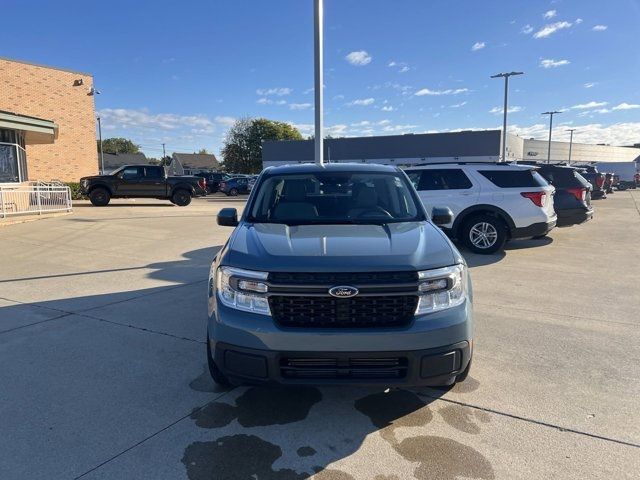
xmin=171 ymin=189 xmax=192 ymax=207
xmin=228 ymin=188 xmax=239 ymax=197
xmin=89 ymin=188 xmax=110 ymax=206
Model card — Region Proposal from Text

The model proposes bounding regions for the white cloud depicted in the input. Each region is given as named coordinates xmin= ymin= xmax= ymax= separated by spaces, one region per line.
xmin=508 ymin=122 xmax=640 ymax=146
xmin=388 ymin=61 xmax=398 ymax=67
xmin=612 ymin=102 xmax=640 ymax=111
xmin=571 ymin=101 xmax=608 ymax=109
xmin=592 ymin=25 xmax=608 ymax=31
xmin=450 ymin=101 xmax=468 ymax=108
xmin=332 ymin=94 xmax=345 ymax=100
xmin=382 ymin=124 xmax=418 ymax=133
xmin=540 ymin=58 xmax=570 ymax=68
xmin=214 ymin=116 xmax=236 ymax=127
xmin=543 ymin=10 xmax=557 ymax=19
xmin=345 ymin=50 xmax=372 ymax=66
xmin=399 ymin=66 xmax=410 ymax=73
xmin=533 ymin=21 xmax=572 ymax=39
xmin=521 ymin=24 xmax=534 ymax=34
xmin=381 ymin=105 xmax=395 ymax=111
xmin=348 ymin=97 xmax=375 ymax=106
xmin=256 ymin=87 xmax=292 ymax=96
xmin=415 ymin=87 xmax=469 ymax=96
xmin=489 ymin=106 xmax=523 ymax=114
xmin=471 ymin=42 xmax=486 ymax=51
xmin=289 ymin=103 xmax=313 ymax=110
xmin=584 ymin=82 xmax=597 ymax=89
xmin=257 ymin=98 xmax=286 ymax=105
xmin=575 ymin=18 xmax=583 ymax=24
xmin=351 ymin=121 xmax=371 ymax=127
xmin=388 ymin=61 xmax=410 ymax=73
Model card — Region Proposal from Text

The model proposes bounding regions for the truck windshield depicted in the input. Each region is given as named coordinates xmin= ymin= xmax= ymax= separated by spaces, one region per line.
xmin=247 ymin=171 xmax=424 ymax=225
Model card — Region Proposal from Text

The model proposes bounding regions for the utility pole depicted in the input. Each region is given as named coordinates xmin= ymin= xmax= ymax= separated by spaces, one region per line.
xmin=566 ymin=129 xmax=575 ymax=164
xmin=162 ymin=143 xmax=166 ymax=159
xmin=542 ymin=111 xmax=562 ymax=164
xmin=97 ymin=116 xmax=104 ymax=174
xmin=490 ymin=71 xmax=524 ymax=162
xmin=314 ymin=0 xmax=324 ymax=165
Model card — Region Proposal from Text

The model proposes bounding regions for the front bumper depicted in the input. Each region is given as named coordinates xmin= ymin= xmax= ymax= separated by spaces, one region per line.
xmin=211 ymin=340 xmax=471 ymax=387
xmin=557 ymin=207 xmax=593 ymax=227
xmin=511 ymin=218 xmax=557 ymax=239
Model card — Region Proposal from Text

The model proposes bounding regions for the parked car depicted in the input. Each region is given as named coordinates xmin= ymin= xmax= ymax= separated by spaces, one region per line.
xmin=579 ymin=170 xmax=607 ymax=199
xmin=404 ymin=163 xmax=556 ymax=254
xmin=534 ymin=164 xmax=594 ymax=227
xmin=80 ymin=165 xmax=206 ymax=206
xmin=219 ymin=176 xmax=250 ymax=196
xmin=208 ymin=162 xmax=472 ymax=387
xmin=247 ymin=175 xmax=258 ymax=192
xmin=195 ymin=172 xmax=226 ymax=194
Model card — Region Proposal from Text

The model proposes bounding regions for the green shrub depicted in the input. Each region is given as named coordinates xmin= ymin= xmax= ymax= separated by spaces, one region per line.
xmin=66 ymin=182 xmax=87 ymax=200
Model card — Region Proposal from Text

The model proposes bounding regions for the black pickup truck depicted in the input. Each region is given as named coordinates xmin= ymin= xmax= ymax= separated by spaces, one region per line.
xmin=80 ymin=165 xmax=207 ymax=206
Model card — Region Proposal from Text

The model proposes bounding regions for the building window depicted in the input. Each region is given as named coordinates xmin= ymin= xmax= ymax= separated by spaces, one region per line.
xmin=0 ymin=129 xmax=27 ymax=183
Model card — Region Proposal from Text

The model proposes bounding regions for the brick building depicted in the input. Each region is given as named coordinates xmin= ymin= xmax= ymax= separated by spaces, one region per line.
xmin=0 ymin=57 xmax=98 ymax=183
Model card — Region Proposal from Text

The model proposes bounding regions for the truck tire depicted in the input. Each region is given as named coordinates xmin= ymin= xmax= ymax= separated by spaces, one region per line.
xmin=462 ymin=214 xmax=507 ymax=254
xmin=89 ymin=188 xmax=110 ymax=206
xmin=171 ymin=189 xmax=192 ymax=207
xmin=206 ymin=333 xmax=231 ymax=386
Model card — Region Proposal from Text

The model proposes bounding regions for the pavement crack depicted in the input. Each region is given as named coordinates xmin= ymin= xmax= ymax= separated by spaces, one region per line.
xmin=73 ymin=388 xmax=237 ymax=479
xmin=416 ymin=393 xmax=640 ymax=449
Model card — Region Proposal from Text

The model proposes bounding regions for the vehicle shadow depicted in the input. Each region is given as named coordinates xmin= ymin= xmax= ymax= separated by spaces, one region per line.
xmin=0 ymin=246 xmax=494 ymax=479
xmin=459 ymin=236 xmax=553 ymax=268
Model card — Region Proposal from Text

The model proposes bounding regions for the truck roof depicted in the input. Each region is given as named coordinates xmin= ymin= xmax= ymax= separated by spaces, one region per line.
xmin=263 ymin=162 xmax=400 ymax=175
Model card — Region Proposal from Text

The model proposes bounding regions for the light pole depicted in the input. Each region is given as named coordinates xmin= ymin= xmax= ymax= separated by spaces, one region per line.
xmin=566 ymin=129 xmax=575 ymax=164
xmin=314 ymin=0 xmax=324 ymax=165
xmin=490 ymin=71 xmax=524 ymax=162
xmin=541 ymin=111 xmax=562 ymax=164
xmin=97 ymin=116 xmax=104 ymax=174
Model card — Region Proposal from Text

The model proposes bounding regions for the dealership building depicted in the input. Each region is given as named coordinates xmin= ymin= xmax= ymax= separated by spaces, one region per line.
xmin=0 ymin=57 xmax=98 ymax=184
xmin=262 ymin=130 xmax=640 ymax=169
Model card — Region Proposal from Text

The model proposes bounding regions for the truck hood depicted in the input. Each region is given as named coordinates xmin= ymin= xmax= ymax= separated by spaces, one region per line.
xmin=222 ymin=222 xmax=460 ymax=272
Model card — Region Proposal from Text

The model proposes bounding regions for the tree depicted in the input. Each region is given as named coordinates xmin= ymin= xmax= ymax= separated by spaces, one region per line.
xmin=197 ymin=148 xmax=209 ymax=154
xmin=221 ymin=118 xmax=303 ymax=173
xmin=98 ymin=138 xmax=140 ymax=155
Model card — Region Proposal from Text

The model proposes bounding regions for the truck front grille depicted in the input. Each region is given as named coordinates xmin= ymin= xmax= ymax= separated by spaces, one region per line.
xmin=269 ymin=295 xmax=418 ymax=328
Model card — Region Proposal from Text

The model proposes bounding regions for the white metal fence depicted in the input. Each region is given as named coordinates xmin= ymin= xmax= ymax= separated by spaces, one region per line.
xmin=0 ymin=183 xmax=72 ymax=218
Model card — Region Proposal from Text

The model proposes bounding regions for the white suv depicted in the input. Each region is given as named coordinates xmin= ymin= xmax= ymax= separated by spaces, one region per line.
xmin=404 ymin=163 xmax=557 ymax=254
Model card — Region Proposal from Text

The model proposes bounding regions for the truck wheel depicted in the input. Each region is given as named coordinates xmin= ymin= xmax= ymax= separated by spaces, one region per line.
xmin=206 ymin=334 xmax=231 ymax=386
xmin=228 ymin=188 xmax=239 ymax=197
xmin=171 ymin=189 xmax=192 ymax=207
xmin=89 ymin=188 xmax=110 ymax=206
xmin=462 ymin=214 xmax=507 ymax=254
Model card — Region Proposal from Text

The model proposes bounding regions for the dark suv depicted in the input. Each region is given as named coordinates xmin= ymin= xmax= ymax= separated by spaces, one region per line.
xmin=195 ymin=172 xmax=226 ymax=194
xmin=535 ymin=165 xmax=594 ymax=227
xmin=579 ymin=169 xmax=607 ymax=200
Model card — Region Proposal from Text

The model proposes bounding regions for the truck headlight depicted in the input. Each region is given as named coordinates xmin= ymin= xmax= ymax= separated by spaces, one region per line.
xmin=416 ymin=264 xmax=467 ymax=314
xmin=215 ymin=266 xmax=271 ymax=315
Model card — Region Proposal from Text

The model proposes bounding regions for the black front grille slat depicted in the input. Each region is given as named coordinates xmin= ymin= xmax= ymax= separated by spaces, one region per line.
xmin=280 ymin=356 xmax=408 ymax=380
xmin=269 ymin=295 xmax=418 ymax=328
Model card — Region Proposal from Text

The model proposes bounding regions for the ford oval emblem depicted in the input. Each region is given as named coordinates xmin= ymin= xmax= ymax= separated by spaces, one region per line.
xmin=328 ymin=286 xmax=359 ymax=298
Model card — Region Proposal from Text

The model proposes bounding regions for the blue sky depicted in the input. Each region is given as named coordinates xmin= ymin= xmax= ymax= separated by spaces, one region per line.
xmin=2 ymin=0 xmax=639 ymax=158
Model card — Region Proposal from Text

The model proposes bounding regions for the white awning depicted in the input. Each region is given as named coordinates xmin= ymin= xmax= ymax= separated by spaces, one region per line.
xmin=0 ymin=110 xmax=58 ymax=145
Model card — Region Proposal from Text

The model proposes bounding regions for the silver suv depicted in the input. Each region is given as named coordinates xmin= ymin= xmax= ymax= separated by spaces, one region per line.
xmin=207 ymin=163 xmax=473 ymax=387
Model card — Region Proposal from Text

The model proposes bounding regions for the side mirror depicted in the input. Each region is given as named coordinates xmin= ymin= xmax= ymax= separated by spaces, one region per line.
xmin=217 ymin=208 xmax=239 ymax=227
xmin=431 ymin=207 xmax=454 ymax=227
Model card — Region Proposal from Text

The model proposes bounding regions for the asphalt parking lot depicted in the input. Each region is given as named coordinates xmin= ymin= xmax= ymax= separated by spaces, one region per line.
xmin=1 ymin=192 xmax=639 ymax=480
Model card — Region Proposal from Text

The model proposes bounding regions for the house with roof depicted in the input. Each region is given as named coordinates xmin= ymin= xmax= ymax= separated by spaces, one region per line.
xmin=101 ymin=152 xmax=151 ymax=173
xmin=170 ymin=153 xmax=220 ymax=175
